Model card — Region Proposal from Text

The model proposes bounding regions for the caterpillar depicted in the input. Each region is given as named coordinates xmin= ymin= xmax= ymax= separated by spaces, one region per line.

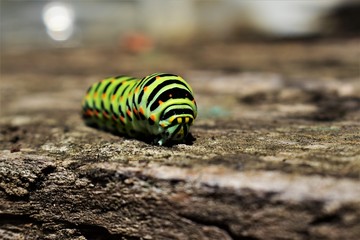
xmin=82 ymin=73 xmax=197 ymax=145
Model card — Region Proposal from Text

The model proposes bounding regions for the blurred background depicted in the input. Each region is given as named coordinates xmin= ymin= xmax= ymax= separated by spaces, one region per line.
xmin=1 ymin=0 xmax=359 ymax=49
xmin=0 ymin=0 xmax=359 ymax=119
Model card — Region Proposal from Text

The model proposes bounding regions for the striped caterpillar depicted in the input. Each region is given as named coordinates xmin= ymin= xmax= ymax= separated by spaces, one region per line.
xmin=82 ymin=73 xmax=197 ymax=145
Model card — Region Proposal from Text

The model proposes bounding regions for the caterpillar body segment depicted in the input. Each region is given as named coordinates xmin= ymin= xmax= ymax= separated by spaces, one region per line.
xmin=82 ymin=73 xmax=197 ymax=145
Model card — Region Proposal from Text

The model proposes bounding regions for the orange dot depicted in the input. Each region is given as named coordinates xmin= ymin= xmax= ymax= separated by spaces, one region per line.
xmin=156 ymin=76 xmax=161 ymax=80
xmin=150 ymin=114 xmax=156 ymax=121
xmin=127 ymin=109 xmax=132 ymax=117
xmin=133 ymin=107 xmax=138 ymax=115
xmin=120 ymin=116 xmax=125 ymax=123
xmin=139 ymin=107 xmax=145 ymax=115
xmin=86 ymin=109 xmax=93 ymax=116
xmin=144 ymin=86 xmax=149 ymax=92
xmin=135 ymin=87 xmax=139 ymax=93
xmin=102 ymin=93 xmax=106 ymax=99
xmin=111 ymin=95 xmax=116 ymax=101
xmin=158 ymin=100 xmax=163 ymax=105
xmin=94 ymin=92 xmax=98 ymax=98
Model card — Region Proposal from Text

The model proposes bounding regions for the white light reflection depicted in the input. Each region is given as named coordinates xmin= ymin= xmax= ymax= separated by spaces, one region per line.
xmin=42 ymin=2 xmax=74 ymax=41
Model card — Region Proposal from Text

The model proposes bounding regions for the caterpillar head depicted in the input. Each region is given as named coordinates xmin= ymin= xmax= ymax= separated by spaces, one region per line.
xmin=153 ymin=83 xmax=197 ymax=145
xmin=158 ymin=116 xmax=194 ymax=145
xmin=158 ymin=114 xmax=195 ymax=146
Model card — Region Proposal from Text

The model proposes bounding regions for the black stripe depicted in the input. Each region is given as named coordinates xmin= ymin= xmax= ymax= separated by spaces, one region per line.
xmin=93 ymin=82 xmax=102 ymax=93
xmin=137 ymin=88 xmax=145 ymax=105
xmin=136 ymin=73 xmax=175 ymax=104
xmin=133 ymin=111 xmax=140 ymax=120
xmin=138 ymin=74 xmax=156 ymax=90
xmin=137 ymin=77 xmax=157 ymax=104
xmin=170 ymin=124 xmax=183 ymax=138
xmin=147 ymin=80 xmax=191 ymax=103
xmin=119 ymin=84 xmax=130 ymax=100
xmin=110 ymin=103 xmax=117 ymax=117
xmin=118 ymin=105 xmax=125 ymax=117
xmin=148 ymin=117 xmax=155 ymax=125
xmin=126 ymin=99 xmax=132 ymax=121
xmin=128 ymin=80 xmax=137 ymax=94
xmin=160 ymin=103 xmax=194 ymax=119
xmin=102 ymin=81 xmax=112 ymax=94
xmin=183 ymin=124 xmax=189 ymax=137
xmin=90 ymin=82 xmax=100 ymax=109
xmin=150 ymin=87 xmax=194 ymax=111
xmin=126 ymin=99 xmax=131 ymax=111
xmin=148 ymin=80 xmax=194 ymax=109
xmin=86 ymin=86 xmax=92 ymax=93
xmin=139 ymin=110 xmax=146 ymax=120
xmin=162 ymin=108 xmax=195 ymax=120
xmin=112 ymin=81 xmax=123 ymax=95
xmin=157 ymin=73 xmax=178 ymax=78
xmin=132 ymin=92 xmax=137 ymax=111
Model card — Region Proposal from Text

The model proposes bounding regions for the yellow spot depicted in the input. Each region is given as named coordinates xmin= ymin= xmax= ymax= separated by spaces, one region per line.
xmin=177 ymin=118 xmax=182 ymax=124
xmin=102 ymin=93 xmax=106 ymax=99
xmin=135 ymin=87 xmax=139 ymax=93
xmin=185 ymin=117 xmax=189 ymax=123
xmin=160 ymin=123 xmax=166 ymax=128
xmin=120 ymin=96 xmax=124 ymax=101
xmin=150 ymin=114 xmax=156 ymax=122
xmin=169 ymin=116 xmax=175 ymax=123
xmin=111 ymin=95 xmax=116 ymax=101
xmin=94 ymin=92 xmax=98 ymax=98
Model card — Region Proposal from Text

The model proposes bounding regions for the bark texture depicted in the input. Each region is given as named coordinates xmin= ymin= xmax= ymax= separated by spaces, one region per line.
xmin=1 ymin=40 xmax=359 ymax=239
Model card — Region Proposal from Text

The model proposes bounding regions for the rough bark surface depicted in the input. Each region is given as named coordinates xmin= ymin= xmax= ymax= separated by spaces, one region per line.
xmin=1 ymin=40 xmax=359 ymax=239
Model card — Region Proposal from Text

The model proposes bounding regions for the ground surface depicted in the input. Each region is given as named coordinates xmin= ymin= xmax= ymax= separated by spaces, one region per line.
xmin=0 ymin=39 xmax=360 ymax=239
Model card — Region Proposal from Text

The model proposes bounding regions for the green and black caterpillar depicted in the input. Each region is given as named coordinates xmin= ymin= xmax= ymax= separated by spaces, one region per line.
xmin=82 ymin=73 xmax=197 ymax=145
